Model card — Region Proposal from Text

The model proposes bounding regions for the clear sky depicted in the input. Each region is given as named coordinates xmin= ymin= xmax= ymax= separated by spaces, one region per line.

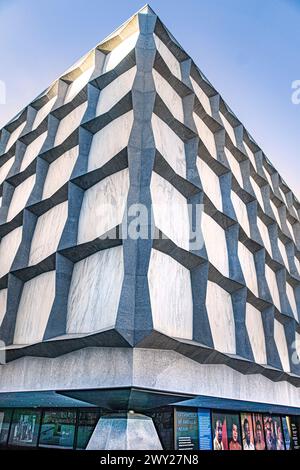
xmin=0 ymin=0 xmax=299 ymax=197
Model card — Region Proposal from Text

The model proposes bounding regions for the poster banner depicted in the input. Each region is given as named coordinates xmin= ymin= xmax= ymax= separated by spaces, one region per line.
xmin=252 ymin=413 xmax=266 ymax=450
xmin=286 ymin=416 xmax=300 ymax=450
xmin=175 ymin=409 xmax=199 ymax=450
xmin=241 ymin=413 xmax=255 ymax=450
xmin=212 ymin=412 xmax=228 ymax=450
xmin=263 ymin=415 xmax=285 ymax=450
xmin=227 ymin=414 xmax=242 ymax=451
xmin=281 ymin=416 xmax=292 ymax=450
xmin=198 ymin=409 xmax=212 ymax=450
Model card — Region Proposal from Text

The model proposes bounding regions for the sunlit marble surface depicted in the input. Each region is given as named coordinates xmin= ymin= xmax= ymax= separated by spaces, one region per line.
xmin=0 ymin=226 xmax=22 ymax=278
xmin=96 ymin=67 xmax=136 ymax=116
xmin=54 ymin=102 xmax=87 ymax=147
xmin=0 ymin=288 xmax=7 ymax=327
xmin=152 ymin=114 xmax=186 ymax=178
xmin=197 ymin=156 xmax=222 ymax=211
xmin=153 ymin=34 xmax=181 ymax=80
xmin=238 ymin=241 xmax=259 ymax=296
xmin=29 ymin=201 xmax=68 ymax=265
xmin=67 ymin=246 xmax=123 ymax=333
xmin=104 ymin=32 xmax=139 ymax=73
xmin=265 ymin=265 xmax=281 ymax=311
xmin=201 ymin=212 xmax=229 ymax=277
xmin=231 ymin=190 xmax=250 ymax=237
xmin=148 ymin=249 xmax=193 ymax=340
xmin=42 ymin=146 xmax=78 ymax=199
xmin=78 ymin=169 xmax=129 ymax=244
xmin=151 ymin=172 xmax=189 ymax=250
xmin=153 ymin=69 xmax=183 ymax=123
xmin=193 ymin=112 xmax=217 ymax=159
xmin=245 ymin=303 xmax=267 ymax=364
xmin=7 ymin=174 xmax=36 ymax=221
xmin=206 ymin=280 xmax=236 ymax=354
xmin=20 ymin=131 xmax=47 ymax=172
xmin=88 ymin=111 xmax=133 ymax=172
xmin=13 ymin=270 xmax=56 ymax=345
xmin=274 ymin=319 xmax=290 ymax=372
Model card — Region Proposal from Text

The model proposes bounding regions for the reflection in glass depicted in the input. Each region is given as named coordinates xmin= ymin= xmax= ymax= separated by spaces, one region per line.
xmin=9 ymin=409 xmax=41 ymax=447
xmin=39 ymin=410 xmax=76 ymax=448
xmin=76 ymin=410 xmax=100 ymax=449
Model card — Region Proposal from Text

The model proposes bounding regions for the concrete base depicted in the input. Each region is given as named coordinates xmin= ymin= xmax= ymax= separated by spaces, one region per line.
xmin=86 ymin=412 xmax=163 ymax=450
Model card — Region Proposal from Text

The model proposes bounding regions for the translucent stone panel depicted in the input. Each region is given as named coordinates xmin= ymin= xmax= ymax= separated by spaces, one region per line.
xmin=0 ymin=226 xmax=22 ymax=278
xmin=88 ymin=111 xmax=133 ymax=172
xmin=238 ymin=242 xmax=258 ymax=296
xmin=104 ymin=31 xmax=139 ymax=72
xmin=0 ymin=289 xmax=7 ymax=327
xmin=295 ymin=332 xmax=300 ymax=366
xmin=250 ymin=176 xmax=264 ymax=209
xmin=0 ymin=156 xmax=14 ymax=185
xmin=245 ymin=303 xmax=267 ymax=364
xmin=65 ymin=66 xmax=94 ymax=103
xmin=243 ymin=141 xmax=256 ymax=169
xmin=231 ymin=191 xmax=250 ymax=237
xmin=151 ymin=173 xmax=189 ymax=250
xmin=193 ymin=113 xmax=217 ymax=159
xmin=220 ymin=113 xmax=236 ymax=146
xmin=32 ymin=96 xmax=56 ymax=131
xmin=148 ymin=249 xmax=193 ymax=339
xmin=190 ymin=76 xmax=211 ymax=116
xmin=96 ymin=67 xmax=136 ymax=116
xmin=153 ymin=69 xmax=183 ymax=123
xmin=67 ymin=246 xmax=123 ymax=333
xmin=224 ymin=148 xmax=243 ymax=187
xmin=274 ymin=319 xmax=290 ymax=372
xmin=270 ymin=200 xmax=281 ymax=227
xmin=295 ymin=257 xmax=300 ymax=275
xmin=154 ymin=34 xmax=181 ymax=80
xmin=152 ymin=114 xmax=186 ymax=178
xmin=7 ymin=174 xmax=36 ymax=222
xmin=264 ymin=169 xmax=274 ymax=190
xmin=279 ymin=187 xmax=287 ymax=205
xmin=29 ymin=202 xmax=68 ymax=266
xmin=42 ymin=146 xmax=78 ymax=199
xmin=278 ymin=239 xmax=289 ymax=270
xmin=265 ymin=265 xmax=281 ymax=311
xmin=5 ymin=121 xmax=26 ymax=152
xmin=206 ymin=280 xmax=236 ymax=354
xmin=197 ymin=157 xmax=222 ymax=211
xmin=54 ymin=102 xmax=87 ymax=147
xmin=78 ymin=169 xmax=129 ymax=244
xmin=201 ymin=212 xmax=229 ymax=277
xmin=20 ymin=131 xmax=47 ymax=172
xmin=257 ymin=217 xmax=272 ymax=254
xmin=286 ymin=219 xmax=296 ymax=244
xmin=13 ymin=271 xmax=56 ymax=345
xmin=286 ymin=282 xmax=298 ymax=320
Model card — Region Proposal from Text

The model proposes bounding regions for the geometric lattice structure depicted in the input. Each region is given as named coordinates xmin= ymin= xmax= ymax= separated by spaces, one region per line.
xmin=0 ymin=5 xmax=300 ymax=422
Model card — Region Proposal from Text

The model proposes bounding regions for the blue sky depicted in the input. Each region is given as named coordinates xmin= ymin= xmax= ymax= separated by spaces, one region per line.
xmin=0 ymin=0 xmax=299 ymax=197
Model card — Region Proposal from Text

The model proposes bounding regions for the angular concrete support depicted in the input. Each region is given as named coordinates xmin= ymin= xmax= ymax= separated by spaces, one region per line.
xmin=86 ymin=412 xmax=163 ymax=450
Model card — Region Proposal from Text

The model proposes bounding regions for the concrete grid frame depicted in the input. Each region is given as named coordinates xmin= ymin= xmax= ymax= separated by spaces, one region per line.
xmin=0 ymin=4 xmax=299 ymax=419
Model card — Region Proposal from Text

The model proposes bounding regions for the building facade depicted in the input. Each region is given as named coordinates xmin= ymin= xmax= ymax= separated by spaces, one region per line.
xmin=0 ymin=5 xmax=300 ymax=450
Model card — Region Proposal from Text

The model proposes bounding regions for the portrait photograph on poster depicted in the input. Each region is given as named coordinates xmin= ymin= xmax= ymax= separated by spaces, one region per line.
xmin=241 ymin=413 xmax=255 ymax=450
xmin=272 ymin=416 xmax=285 ymax=450
xmin=252 ymin=414 xmax=266 ymax=450
xmin=264 ymin=416 xmax=276 ymax=450
xmin=212 ymin=413 xmax=227 ymax=450
xmin=227 ymin=414 xmax=242 ymax=451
